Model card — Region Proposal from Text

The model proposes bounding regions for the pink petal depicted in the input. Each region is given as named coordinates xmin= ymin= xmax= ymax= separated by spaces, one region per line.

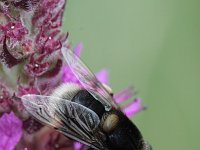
xmin=74 ymin=42 xmax=83 ymax=57
xmin=74 ymin=142 xmax=82 ymax=150
xmin=122 ymin=98 xmax=144 ymax=118
xmin=96 ymin=69 xmax=109 ymax=84
xmin=0 ymin=112 xmax=22 ymax=150
xmin=114 ymin=87 xmax=134 ymax=103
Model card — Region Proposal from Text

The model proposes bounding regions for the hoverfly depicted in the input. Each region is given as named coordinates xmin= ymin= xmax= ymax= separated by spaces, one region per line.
xmin=21 ymin=48 xmax=152 ymax=150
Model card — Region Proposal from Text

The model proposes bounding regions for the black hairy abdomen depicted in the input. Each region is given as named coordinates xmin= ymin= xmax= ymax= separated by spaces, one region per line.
xmin=106 ymin=111 xmax=144 ymax=150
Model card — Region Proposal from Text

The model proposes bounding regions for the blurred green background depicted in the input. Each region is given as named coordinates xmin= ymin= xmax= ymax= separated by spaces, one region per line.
xmin=63 ymin=0 xmax=200 ymax=150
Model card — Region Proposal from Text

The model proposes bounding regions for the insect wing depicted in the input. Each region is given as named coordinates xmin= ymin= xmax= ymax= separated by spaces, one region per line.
xmin=61 ymin=48 xmax=118 ymax=111
xmin=21 ymin=94 xmax=106 ymax=149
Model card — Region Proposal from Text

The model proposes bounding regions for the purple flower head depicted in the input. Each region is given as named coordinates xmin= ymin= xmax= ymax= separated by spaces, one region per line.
xmin=0 ymin=112 xmax=22 ymax=150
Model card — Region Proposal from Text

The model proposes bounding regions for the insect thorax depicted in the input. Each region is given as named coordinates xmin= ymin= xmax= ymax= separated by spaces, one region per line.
xmin=71 ymin=89 xmax=106 ymax=119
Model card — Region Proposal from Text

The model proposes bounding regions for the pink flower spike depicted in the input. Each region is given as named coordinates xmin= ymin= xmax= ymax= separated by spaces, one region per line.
xmin=96 ymin=69 xmax=109 ymax=84
xmin=74 ymin=43 xmax=83 ymax=57
xmin=114 ymin=87 xmax=134 ymax=103
xmin=122 ymin=98 xmax=144 ymax=118
xmin=0 ymin=112 xmax=22 ymax=150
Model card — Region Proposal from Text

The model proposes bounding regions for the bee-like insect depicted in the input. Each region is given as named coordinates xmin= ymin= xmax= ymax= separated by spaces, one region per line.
xmin=21 ymin=48 xmax=152 ymax=150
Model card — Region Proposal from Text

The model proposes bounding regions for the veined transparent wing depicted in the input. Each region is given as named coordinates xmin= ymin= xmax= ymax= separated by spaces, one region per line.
xmin=61 ymin=48 xmax=119 ymax=111
xmin=21 ymin=94 xmax=107 ymax=150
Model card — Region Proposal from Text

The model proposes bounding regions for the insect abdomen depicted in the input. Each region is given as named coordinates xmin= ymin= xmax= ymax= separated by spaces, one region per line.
xmin=106 ymin=111 xmax=144 ymax=150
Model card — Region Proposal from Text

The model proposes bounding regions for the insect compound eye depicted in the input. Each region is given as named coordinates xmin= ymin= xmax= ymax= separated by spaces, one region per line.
xmin=102 ymin=113 xmax=119 ymax=133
